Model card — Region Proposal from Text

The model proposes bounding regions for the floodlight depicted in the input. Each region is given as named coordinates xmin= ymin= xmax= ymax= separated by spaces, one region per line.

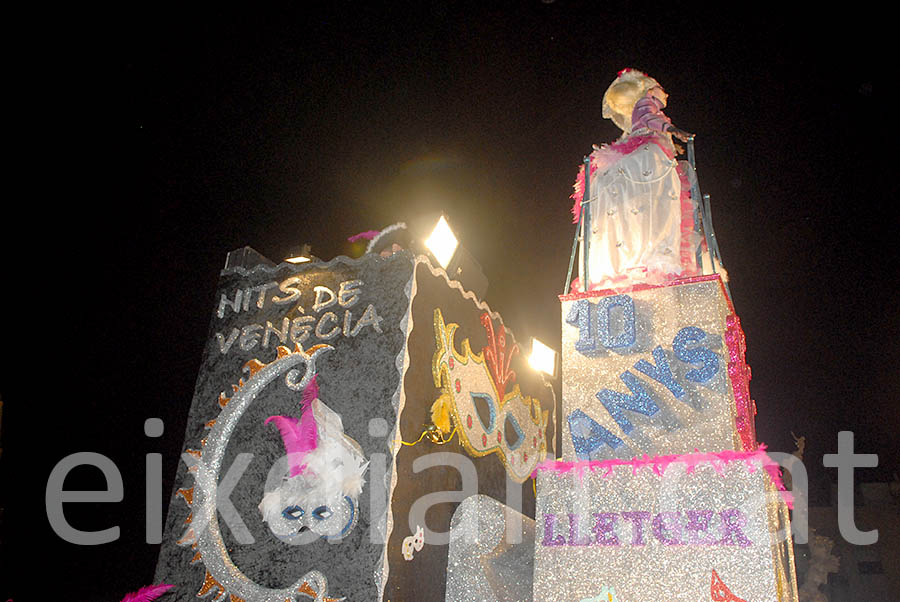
xmin=528 ymin=338 xmax=557 ymax=377
xmin=285 ymin=244 xmax=314 ymax=264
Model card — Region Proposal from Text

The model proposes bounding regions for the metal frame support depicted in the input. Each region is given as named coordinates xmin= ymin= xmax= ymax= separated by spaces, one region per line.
xmin=564 ymin=156 xmax=592 ymax=294
xmin=687 ymin=137 xmax=731 ymax=300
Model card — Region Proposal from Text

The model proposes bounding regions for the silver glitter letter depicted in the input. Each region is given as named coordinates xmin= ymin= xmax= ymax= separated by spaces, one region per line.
xmin=312 ymin=285 xmax=337 ymax=313
xmin=338 ymin=279 xmax=363 ymax=308
xmin=263 ymin=318 xmax=290 ymax=348
xmin=350 ymin=303 xmax=383 ymax=336
xmin=272 ymin=276 xmax=304 ymax=309
xmin=290 ymin=316 xmax=315 ymax=344
xmin=314 ymin=312 xmax=340 ymax=340
xmin=217 ymin=289 xmax=243 ymax=319
xmin=254 ymin=281 xmax=278 ymax=310
xmin=216 ymin=328 xmax=240 ymax=355
xmin=239 ymin=324 xmax=263 ymax=351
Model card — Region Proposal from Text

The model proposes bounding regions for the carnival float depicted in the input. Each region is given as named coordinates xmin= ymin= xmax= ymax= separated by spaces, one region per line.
xmin=144 ymin=69 xmax=798 ymax=602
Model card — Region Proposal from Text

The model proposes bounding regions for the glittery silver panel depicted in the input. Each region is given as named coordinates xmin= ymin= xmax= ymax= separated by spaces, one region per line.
xmin=561 ymin=279 xmax=738 ymax=461
xmin=154 ymin=252 xmax=418 ymax=601
xmin=533 ymin=461 xmax=788 ymax=602
xmin=188 ymin=348 xmax=338 ymax=601
xmin=446 ymin=495 xmax=535 ymax=602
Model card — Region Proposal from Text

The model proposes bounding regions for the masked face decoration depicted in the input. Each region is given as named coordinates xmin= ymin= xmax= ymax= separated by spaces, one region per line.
xmin=431 ymin=309 xmax=550 ymax=482
xmin=259 ymin=375 xmax=368 ymax=541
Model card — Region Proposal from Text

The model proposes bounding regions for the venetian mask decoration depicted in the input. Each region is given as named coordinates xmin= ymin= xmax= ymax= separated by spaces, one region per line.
xmin=401 ymin=525 xmax=425 ymax=561
xmin=430 ymin=308 xmax=549 ymax=482
xmin=259 ymin=375 xmax=368 ymax=541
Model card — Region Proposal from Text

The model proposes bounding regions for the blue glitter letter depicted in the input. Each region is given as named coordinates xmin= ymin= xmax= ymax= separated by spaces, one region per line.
xmin=567 ymin=409 xmax=624 ymax=460
xmin=672 ymin=326 xmax=719 ymax=383
xmin=597 ymin=294 xmax=635 ymax=348
xmin=565 ymin=299 xmax=596 ymax=354
xmin=596 ymin=371 xmax=660 ymax=435
xmin=634 ymin=346 xmax=685 ymax=399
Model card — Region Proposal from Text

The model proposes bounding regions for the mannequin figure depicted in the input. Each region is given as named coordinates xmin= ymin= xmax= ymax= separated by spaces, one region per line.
xmin=572 ymin=68 xmax=699 ymax=290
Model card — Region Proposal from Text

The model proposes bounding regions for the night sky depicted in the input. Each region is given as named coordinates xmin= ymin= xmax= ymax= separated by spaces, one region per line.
xmin=3 ymin=3 xmax=896 ymax=600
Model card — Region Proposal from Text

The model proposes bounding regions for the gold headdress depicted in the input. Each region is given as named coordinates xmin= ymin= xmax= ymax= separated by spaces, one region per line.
xmin=602 ymin=68 xmax=662 ymax=133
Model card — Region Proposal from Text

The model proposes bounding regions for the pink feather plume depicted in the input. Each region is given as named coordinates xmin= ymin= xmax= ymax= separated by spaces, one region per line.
xmin=265 ymin=375 xmax=320 ymax=477
xmin=120 ymin=584 xmax=174 ymax=602
xmin=347 ymin=229 xmax=381 ymax=242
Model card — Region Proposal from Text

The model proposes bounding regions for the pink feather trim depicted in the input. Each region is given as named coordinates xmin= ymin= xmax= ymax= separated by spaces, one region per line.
xmin=726 ymin=314 xmax=758 ymax=452
xmin=562 ymin=274 xmax=730 ymax=302
xmin=265 ymin=375 xmax=320 ymax=477
xmin=348 ymin=230 xmax=381 ymax=242
xmin=533 ymin=445 xmax=793 ymax=509
xmin=120 ymin=584 xmax=174 ymax=602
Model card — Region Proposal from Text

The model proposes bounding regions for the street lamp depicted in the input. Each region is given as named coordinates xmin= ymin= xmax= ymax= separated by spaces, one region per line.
xmin=365 ymin=214 xmax=488 ymax=300
xmin=424 ymin=215 xmax=458 ymax=269
xmin=417 ymin=214 xmax=487 ymax=300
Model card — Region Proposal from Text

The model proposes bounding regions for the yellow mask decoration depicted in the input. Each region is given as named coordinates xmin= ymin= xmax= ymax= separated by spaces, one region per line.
xmin=431 ymin=308 xmax=549 ymax=482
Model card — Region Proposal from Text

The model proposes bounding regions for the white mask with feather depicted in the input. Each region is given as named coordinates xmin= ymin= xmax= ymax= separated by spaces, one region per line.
xmin=258 ymin=375 xmax=368 ymax=541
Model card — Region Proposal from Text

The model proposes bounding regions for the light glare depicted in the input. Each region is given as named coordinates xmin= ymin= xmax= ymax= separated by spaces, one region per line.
xmin=529 ymin=338 xmax=557 ymax=377
xmin=425 ymin=216 xmax=458 ymax=269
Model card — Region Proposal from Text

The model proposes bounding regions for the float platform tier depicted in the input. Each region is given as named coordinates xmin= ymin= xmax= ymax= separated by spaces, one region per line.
xmin=560 ymin=274 xmax=756 ymax=461
xmin=533 ymin=451 xmax=798 ymax=602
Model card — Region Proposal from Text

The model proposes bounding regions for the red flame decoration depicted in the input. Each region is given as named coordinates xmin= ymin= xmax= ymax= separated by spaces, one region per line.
xmin=710 ymin=569 xmax=747 ymax=602
xmin=480 ymin=313 xmax=519 ymax=399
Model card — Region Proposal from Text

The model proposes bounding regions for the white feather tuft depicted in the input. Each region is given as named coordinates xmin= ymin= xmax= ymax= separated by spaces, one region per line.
xmin=259 ymin=399 xmax=368 ymax=521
